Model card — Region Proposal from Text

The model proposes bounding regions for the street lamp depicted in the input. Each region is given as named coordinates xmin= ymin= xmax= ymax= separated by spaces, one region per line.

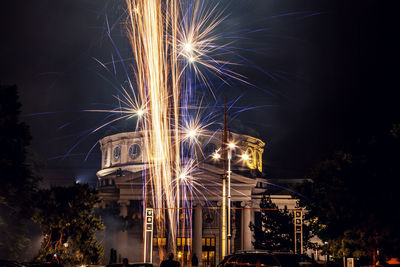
xmin=212 ymin=152 xmax=221 ymax=159
xmin=240 ymin=153 xmax=249 ymax=161
xmin=227 ymin=142 xmax=235 ymax=255
xmin=213 ymin=141 xmax=249 ymax=256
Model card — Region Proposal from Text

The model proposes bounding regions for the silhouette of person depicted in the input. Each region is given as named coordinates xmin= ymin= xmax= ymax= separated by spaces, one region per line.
xmin=160 ymin=252 xmax=180 ymax=267
xmin=192 ymin=253 xmax=199 ymax=267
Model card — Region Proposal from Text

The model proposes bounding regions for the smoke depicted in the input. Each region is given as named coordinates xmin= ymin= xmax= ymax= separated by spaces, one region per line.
xmin=96 ymin=204 xmax=145 ymax=264
xmin=21 ymin=221 xmax=43 ymax=262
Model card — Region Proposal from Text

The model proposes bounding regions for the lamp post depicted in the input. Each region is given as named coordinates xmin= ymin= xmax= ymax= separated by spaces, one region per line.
xmin=214 ymin=140 xmax=248 ymax=256
xmin=221 ymin=100 xmax=227 ymax=259
xmin=227 ymin=142 xmax=235 ymax=255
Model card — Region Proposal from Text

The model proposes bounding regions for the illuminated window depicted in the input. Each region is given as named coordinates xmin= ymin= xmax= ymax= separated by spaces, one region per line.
xmin=113 ymin=146 xmax=121 ymax=161
xmin=153 ymin=237 xmax=166 ymax=247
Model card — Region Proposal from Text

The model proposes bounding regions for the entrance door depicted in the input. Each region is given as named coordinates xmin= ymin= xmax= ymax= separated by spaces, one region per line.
xmin=177 ymin=237 xmax=191 ymax=266
xmin=202 ymin=237 xmax=216 ymax=267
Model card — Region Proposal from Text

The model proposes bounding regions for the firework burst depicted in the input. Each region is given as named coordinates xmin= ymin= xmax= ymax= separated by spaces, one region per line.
xmin=122 ymin=0 xmax=245 ymax=259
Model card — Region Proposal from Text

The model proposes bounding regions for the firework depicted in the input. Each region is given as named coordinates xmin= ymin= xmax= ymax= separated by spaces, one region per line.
xmin=122 ymin=0 xmax=244 ymax=260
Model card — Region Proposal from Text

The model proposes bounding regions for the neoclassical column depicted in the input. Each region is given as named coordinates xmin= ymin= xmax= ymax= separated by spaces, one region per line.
xmin=241 ymin=201 xmax=252 ymax=251
xmin=192 ymin=202 xmax=203 ymax=266
xmin=118 ymin=200 xmax=129 ymax=261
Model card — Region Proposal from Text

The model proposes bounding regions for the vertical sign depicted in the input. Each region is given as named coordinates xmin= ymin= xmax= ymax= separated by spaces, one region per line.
xmin=144 ymin=208 xmax=153 ymax=263
xmin=294 ymin=210 xmax=303 ymax=254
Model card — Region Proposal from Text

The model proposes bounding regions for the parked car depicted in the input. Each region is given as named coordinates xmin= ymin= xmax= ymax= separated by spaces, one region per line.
xmin=273 ymin=253 xmax=318 ymax=267
xmin=217 ymin=251 xmax=319 ymax=267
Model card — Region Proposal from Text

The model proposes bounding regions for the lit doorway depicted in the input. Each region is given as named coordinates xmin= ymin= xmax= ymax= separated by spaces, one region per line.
xmin=177 ymin=237 xmax=191 ymax=266
xmin=202 ymin=237 xmax=216 ymax=267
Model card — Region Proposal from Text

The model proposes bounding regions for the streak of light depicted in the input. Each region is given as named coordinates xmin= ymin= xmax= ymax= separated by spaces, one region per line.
xmin=124 ymin=0 xmax=247 ymax=258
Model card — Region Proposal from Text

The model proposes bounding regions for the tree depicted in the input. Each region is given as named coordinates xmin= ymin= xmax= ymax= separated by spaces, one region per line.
xmin=33 ymin=184 xmax=105 ymax=265
xmin=296 ymin=124 xmax=400 ymax=263
xmin=250 ymin=194 xmax=295 ymax=251
xmin=0 ymin=84 xmax=40 ymax=260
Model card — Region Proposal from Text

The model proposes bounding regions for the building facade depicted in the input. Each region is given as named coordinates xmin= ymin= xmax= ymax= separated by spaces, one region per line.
xmin=96 ymin=131 xmax=299 ymax=266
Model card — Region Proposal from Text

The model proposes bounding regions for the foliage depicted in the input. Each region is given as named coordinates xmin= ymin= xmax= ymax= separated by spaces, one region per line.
xmin=0 ymin=84 xmax=40 ymax=260
xmin=296 ymin=124 xmax=400 ymax=261
xmin=33 ymin=184 xmax=105 ymax=265
xmin=250 ymin=194 xmax=297 ymax=251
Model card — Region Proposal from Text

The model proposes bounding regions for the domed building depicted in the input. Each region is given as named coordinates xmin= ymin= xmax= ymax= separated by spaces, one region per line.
xmin=96 ymin=130 xmax=298 ymax=266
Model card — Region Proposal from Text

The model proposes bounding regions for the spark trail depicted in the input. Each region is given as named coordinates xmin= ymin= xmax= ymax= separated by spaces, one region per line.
xmin=125 ymin=0 xmax=180 ymax=255
xmin=124 ymin=0 xmax=240 ymax=258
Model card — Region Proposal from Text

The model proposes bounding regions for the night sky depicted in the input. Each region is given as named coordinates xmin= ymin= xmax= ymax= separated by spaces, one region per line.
xmin=1 ymin=1 xmax=399 ymax=183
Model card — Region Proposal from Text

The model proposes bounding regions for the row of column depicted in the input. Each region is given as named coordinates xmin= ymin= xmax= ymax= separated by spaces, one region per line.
xmin=192 ymin=201 xmax=253 ymax=265
xmin=115 ymin=200 xmax=253 ymax=264
xmin=192 ymin=204 xmax=203 ymax=265
xmin=241 ymin=202 xmax=253 ymax=251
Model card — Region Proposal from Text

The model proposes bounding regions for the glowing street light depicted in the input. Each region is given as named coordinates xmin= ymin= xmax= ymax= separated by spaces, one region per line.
xmin=212 ymin=152 xmax=221 ymax=160
xmin=228 ymin=142 xmax=236 ymax=149
xmin=241 ymin=153 xmax=249 ymax=161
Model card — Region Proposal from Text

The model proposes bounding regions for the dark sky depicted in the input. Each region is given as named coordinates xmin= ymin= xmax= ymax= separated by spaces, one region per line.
xmin=1 ymin=1 xmax=399 ymax=183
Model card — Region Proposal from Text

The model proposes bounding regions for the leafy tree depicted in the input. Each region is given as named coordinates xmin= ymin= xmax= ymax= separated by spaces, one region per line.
xmin=0 ymin=84 xmax=40 ymax=260
xmin=296 ymin=124 xmax=400 ymax=263
xmin=33 ymin=184 xmax=105 ymax=265
xmin=250 ymin=194 xmax=295 ymax=251
xmin=250 ymin=194 xmax=314 ymax=252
